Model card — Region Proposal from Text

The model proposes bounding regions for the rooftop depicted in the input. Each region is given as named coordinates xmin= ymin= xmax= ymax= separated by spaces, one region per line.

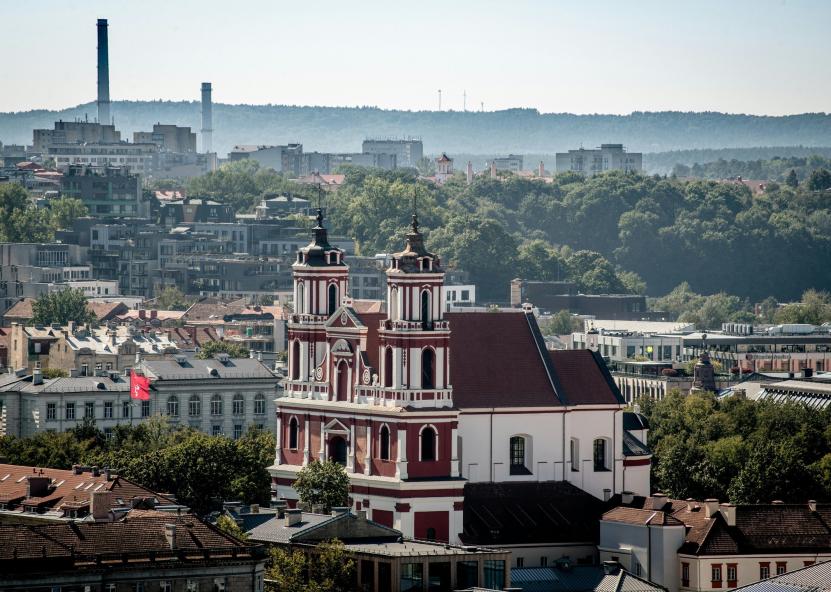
xmin=141 ymin=356 xmax=277 ymax=381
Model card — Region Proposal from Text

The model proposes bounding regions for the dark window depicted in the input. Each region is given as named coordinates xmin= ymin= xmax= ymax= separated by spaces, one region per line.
xmin=384 ymin=346 xmax=393 ymax=387
xmin=379 ymin=425 xmax=391 ymax=460
xmin=328 ymin=283 xmax=338 ymax=316
xmin=421 ymin=291 xmax=432 ymax=330
xmin=336 ymin=361 xmax=349 ymax=402
xmin=456 ymin=561 xmax=478 ymax=589
xmin=426 ymin=527 xmax=436 ymax=541
xmin=422 ymin=348 xmax=435 ymax=389
xmin=593 ymin=438 xmax=608 ymax=471
xmin=289 ymin=417 xmax=299 ymax=449
xmin=421 ymin=426 xmax=436 ymax=461
xmin=510 ymin=436 xmax=531 ymax=475
xmin=291 ymin=341 xmax=300 ymax=380
xmin=329 ymin=436 xmax=347 ymax=465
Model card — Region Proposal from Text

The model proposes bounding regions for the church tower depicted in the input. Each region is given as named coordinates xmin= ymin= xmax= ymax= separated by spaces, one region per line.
xmin=286 ymin=207 xmax=348 ymax=395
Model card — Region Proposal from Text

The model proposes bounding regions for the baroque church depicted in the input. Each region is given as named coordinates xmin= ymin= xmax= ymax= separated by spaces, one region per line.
xmin=269 ymin=207 xmax=651 ymax=544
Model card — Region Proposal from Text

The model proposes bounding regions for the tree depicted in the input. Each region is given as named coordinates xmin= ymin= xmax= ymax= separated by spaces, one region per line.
xmin=42 ymin=368 xmax=68 ymax=379
xmin=265 ymin=540 xmax=355 ymax=592
xmin=807 ymin=168 xmax=831 ymax=191
xmin=293 ymin=460 xmax=349 ymax=512
xmin=539 ymin=310 xmax=582 ymax=336
xmin=49 ymin=197 xmax=88 ymax=230
xmin=196 ymin=340 xmax=251 ymax=360
xmin=215 ymin=514 xmax=249 ymax=540
xmin=155 ymin=286 xmax=192 ymax=311
xmin=785 ymin=169 xmax=799 ymax=188
xmin=31 ymin=289 xmax=95 ymax=326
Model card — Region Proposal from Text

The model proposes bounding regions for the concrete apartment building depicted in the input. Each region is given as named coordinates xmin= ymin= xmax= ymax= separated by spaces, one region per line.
xmin=555 ymin=144 xmax=643 ymax=176
xmin=491 ymin=154 xmax=524 ymax=173
xmin=60 ymin=164 xmax=142 ymax=218
xmin=362 ymin=138 xmax=423 ymax=167
xmin=134 ymin=123 xmax=197 ymax=153
xmin=31 ymin=120 xmax=121 ymax=154
xmin=600 ymin=494 xmax=831 ymax=592
xmin=49 ymin=141 xmax=159 ymax=176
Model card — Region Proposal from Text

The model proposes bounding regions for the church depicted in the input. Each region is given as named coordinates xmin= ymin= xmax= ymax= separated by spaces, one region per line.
xmin=269 ymin=207 xmax=651 ymax=544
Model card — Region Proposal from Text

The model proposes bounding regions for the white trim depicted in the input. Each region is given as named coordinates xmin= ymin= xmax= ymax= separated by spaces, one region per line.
xmin=419 ymin=423 xmax=439 ymax=461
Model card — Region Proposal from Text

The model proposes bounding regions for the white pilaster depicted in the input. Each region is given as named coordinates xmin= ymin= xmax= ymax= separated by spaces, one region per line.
xmin=275 ymin=414 xmax=282 ymax=465
xmin=364 ymin=423 xmax=372 ymax=475
xmin=303 ymin=416 xmax=310 ymax=465
xmin=450 ymin=425 xmax=459 ymax=476
xmin=395 ymin=427 xmax=408 ymax=479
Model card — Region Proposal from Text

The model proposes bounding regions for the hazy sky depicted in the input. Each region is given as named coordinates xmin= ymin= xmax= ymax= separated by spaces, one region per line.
xmin=3 ymin=0 xmax=829 ymax=115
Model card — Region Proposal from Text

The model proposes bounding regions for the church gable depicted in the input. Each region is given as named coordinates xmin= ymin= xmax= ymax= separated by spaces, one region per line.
xmin=324 ymin=306 xmax=365 ymax=331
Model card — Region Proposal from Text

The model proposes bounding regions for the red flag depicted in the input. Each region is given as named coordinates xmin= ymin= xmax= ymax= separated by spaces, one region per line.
xmin=130 ymin=370 xmax=150 ymax=401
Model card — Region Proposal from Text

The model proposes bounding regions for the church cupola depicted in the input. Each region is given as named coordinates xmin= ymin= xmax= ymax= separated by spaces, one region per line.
xmin=292 ymin=206 xmax=348 ymax=318
xmin=388 ymin=213 xmax=442 ymax=275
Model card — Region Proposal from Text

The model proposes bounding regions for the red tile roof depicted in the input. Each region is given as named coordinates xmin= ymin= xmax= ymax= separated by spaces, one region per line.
xmin=549 ymin=349 xmax=624 ymax=406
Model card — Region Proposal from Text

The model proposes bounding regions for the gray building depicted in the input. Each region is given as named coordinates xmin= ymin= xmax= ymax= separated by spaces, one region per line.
xmin=133 ymin=123 xmax=197 ymax=153
xmin=362 ymin=138 xmax=422 ymax=167
xmin=61 ymin=164 xmax=142 ymax=218
xmin=32 ymin=120 xmax=121 ymax=154
xmin=491 ymin=154 xmax=524 ymax=173
xmin=555 ymin=144 xmax=643 ymax=176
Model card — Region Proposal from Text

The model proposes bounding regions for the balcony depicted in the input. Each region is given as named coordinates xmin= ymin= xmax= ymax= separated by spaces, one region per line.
xmin=379 ymin=319 xmax=450 ymax=332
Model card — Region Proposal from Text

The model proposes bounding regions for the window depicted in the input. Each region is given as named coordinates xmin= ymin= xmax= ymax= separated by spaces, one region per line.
xmin=759 ymin=563 xmax=770 ymax=580
xmin=212 ymin=424 xmax=222 ymax=436
xmin=211 ymin=394 xmax=223 ymax=416
xmin=186 ymin=581 xmax=199 ymax=592
xmin=103 ymin=401 xmax=113 ymax=419
xmin=420 ymin=291 xmax=432 ymax=330
xmin=289 ymin=417 xmax=299 ymax=449
xmin=234 ymin=424 xmax=243 ymax=439
xmin=540 ymin=557 xmax=548 ymax=567
xmin=104 ymin=427 xmax=113 ymax=439
xmin=456 ymin=561 xmax=478 ymax=589
xmin=328 ymin=283 xmax=338 ymax=316
xmin=516 ymin=557 xmax=524 ymax=568
xmin=123 ymin=400 xmax=131 ymax=419
xmin=85 ymin=401 xmax=95 ymax=419
xmin=570 ymin=438 xmax=580 ymax=472
xmin=400 ymin=563 xmax=423 ymax=592
xmin=682 ymin=563 xmax=690 ymax=587
xmin=383 ymin=346 xmax=394 ymax=388
xmin=291 ymin=341 xmax=300 ymax=380
xmin=254 ymin=393 xmax=266 ymax=415
xmin=66 ymin=402 xmax=75 ymax=420
xmin=426 ymin=527 xmax=437 ymax=541
xmin=421 ymin=348 xmax=435 ymax=389
xmin=379 ymin=425 xmax=391 ymax=460
xmin=727 ymin=564 xmax=737 ymax=585
xmin=189 ymin=395 xmax=201 ymax=417
xmin=420 ymin=426 xmax=437 ymax=461
xmin=47 ymin=403 xmax=56 ymax=420
xmin=509 ymin=436 xmax=531 ymax=475
xmin=160 ymin=582 xmax=172 ymax=592
xmin=296 ymin=282 xmax=304 ymax=315
xmin=593 ymin=438 xmax=608 ymax=471
xmin=132 ymin=584 xmax=144 ymax=592
xmin=232 ymin=393 xmax=244 ymax=415
xmin=483 ymin=561 xmax=505 ymax=591
xmin=711 ymin=565 xmax=722 ymax=586
xmin=776 ymin=562 xmax=787 ymax=575
xmin=141 ymin=400 xmax=150 ymax=418
xmin=167 ymin=396 xmax=179 ymax=417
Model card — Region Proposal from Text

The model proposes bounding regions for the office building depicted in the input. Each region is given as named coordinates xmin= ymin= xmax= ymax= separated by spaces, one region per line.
xmin=555 ymin=144 xmax=643 ymax=176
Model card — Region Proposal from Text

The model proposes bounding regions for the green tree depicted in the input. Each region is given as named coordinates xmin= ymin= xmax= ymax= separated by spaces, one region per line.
xmin=42 ymin=368 xmax=68 ymax=379
xmin=265 ymin=540 xmax=355 ymax=592
xmin=785 ymin=169 xmax=799 ymax=188
xmin=215 ymin=514 xmax=249 ymax=540
xmin=266 ymin=547 xmax=308 ymax=592
xmin=806 ymin=168 xmax=831 ymax=191
xmin=155 ymin=286 xmax=193 ymax=311
xmin=293 ymin=460 xmax=349 ymax=512
xmin=196 ymin=340 xmax=251 ymax=360
xmin=539 ymin=310 xmax=582 ymax=336
xmin=49 ymin=197 xmax=88 ymax=230
xmin=31 ymin=289 xmax=95 ymax=326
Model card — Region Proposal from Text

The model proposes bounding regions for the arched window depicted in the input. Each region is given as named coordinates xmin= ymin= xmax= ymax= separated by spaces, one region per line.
xmin=210 ymin=394 xmax=223 ymax=416
xmin=288 ymin=417 xmax=299 ymax=449
xmin=379 ymin=425 xmax=391 ymax=460
xmin=232 ymin=393 xmax=244 ymax=415
xmin=188 ymin=394 xmax=201 ymax=417
xmin=254 ymin=393 xmax=266 ymax=415
xmin=570 ymin=438 xmax=580 ymax=472
xmin=421 ymin=290 xmax=431 ymax=330
xmin=420 ymin=425 xmax=437 ymax=461
xmin=290 ymin=340 xmax=300 ymax=380
xmin=336 ymin=361 xmax=349 ymax=401
xmin=383 ymin=346 xmax=393 ymax=388
xmin=328 ymin=283 xmax=338 ymax=316
xmin=296 ymin=282 xmax=304 ymax=315
xmin=167 ymin=396 xmax=179 ymax=417
xmin=390 ymin=287 xmax=399 ymax=320
xmin=593 ymin=438 xmax=608 ymax=471
xmin=421 ymin=348 xmax=435 ymax=389
xmin=509 ymin=436 xmax=530 ymax=475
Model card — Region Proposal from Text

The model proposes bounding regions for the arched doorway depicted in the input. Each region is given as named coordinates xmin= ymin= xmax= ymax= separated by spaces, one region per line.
xmin=336 ymin=361 xmax=349 ymax=401
xmin=329 ymin=436 xmax=347 ymax=465
xmin=422 ymin=348 xmax=435 ymax=389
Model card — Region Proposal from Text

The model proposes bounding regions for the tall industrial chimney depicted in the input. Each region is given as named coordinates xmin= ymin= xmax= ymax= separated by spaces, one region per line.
xmin=201 ymin=82 xmax=213 ymax=153
xmin=96 ymin=19 xmax=111 ymax=125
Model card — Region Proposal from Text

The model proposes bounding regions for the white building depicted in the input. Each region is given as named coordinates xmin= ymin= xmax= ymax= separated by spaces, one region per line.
xmin=445 ymin=284 xmax=476 ymax=308
xmin=555 ymin=144 xmax=642 ymax=176
xmin=48 ymin=142 xmax=159 ymax=176
xmin=600 ymin=494 xmax=831 ymax=592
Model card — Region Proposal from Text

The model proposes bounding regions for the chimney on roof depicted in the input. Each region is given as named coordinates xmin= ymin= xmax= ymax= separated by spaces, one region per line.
xmin=603 ymin=488 xmax=611 ymax=502
xmin=26 ymin=475 xmax=51 ymax=498
xmin=651 ymin=493 xmax=668 ymax=510
xmin=356 ymin=510 xmax=367 ymax=521
xmin=602 ymin=561 xmax=620 ymax=575
xmin=285 ymin=508 xmax=302 ymax=527
xmin=164 ymin=523 xmax=177 ymax=549
xmin=621 ymin=491 xmax=634 ymax=505
xmin=32 ymin=369 xmax=42 ymax=385
xmin=704 ymin=498 xmax=719 ymax=518
xmin=104 ymin=467 xmax=112 ymax=481
xmin=719 ymin=503 xmax=736 ymax=526
xmin=91 ymin=466 xmax=100 ymax=477
xmin=91 ymin=490 xmax=114 ymax=521
xmin=809 ymin=500 xmax=817 ymax=512
xmin=271 ymin=498 xmax=287 ymax=518
xmin=250 ymin=503 xmax=259 ymax=514
xmin=72 ymin=464 xmax=82 ymax=475
xmin=70 ymin=368 xmax=79 ymax=378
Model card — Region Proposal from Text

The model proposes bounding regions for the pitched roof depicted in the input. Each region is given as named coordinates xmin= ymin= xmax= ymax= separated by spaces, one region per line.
xmin=603 ymin=506 xmax=684 ymax=527
xmin=3 ymin=298 xmax=34 ymax=320
xmin=731 ymin=560 xmax=831 ymax=592
xmin=87 ymin=301 xmax=129 ymax=320
xmin=623 ymin=412 xmax=650 ymax=431
xmin=141 ymin=357 xmax=277 ymax=381
xmin=462 ymin=481 xmax=606 ymax=546
xmin=509 ymin=564 xmax=667 ymax=592
xmin=246 ymin=510 xmax=401 ymax=545
xmin=622 ymin=431 xmax=651 ymax=457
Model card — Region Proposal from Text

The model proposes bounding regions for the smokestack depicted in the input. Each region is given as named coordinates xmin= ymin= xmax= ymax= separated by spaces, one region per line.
xmin=201 ymin=82 xmax=213 ymax=153
xmin=96 ymin=19 xmax=111 ymax=125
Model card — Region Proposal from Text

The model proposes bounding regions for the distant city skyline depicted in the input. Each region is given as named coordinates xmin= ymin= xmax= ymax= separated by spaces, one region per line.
xmin=2 ymin=0 xmax=830 ymax=116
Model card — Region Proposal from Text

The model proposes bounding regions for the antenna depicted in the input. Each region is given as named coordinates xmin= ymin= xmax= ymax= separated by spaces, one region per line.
xmin=438 ymin=89 xmax=442 ymax=111
xmin=480 ymin=101 xmax=484 ymax=112
xmin=463 ymin=90 xmax=467 ymax=112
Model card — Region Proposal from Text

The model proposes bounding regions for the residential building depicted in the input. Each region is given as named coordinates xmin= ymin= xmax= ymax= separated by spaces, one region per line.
xmin=133 ymin=123 xmax=197 ymax=153
xmin=159 ymin=198 xmax=235 ymax=226
xmin=362 ymin=139 xmax=423 ymax=168
xmin=60 ymin=164 xmax=142 ymax=218
xmin=490 ymin=154 xmax=524 ymax=173
xmin=0 ymin=462 xmax=179 ymax=521
xmin=32 ymin=120 xmax=121 ymax=154
xmin=730 ymin=561 xmax=831 ymax=592
xmin=0 ymin=506 xmax=265 ymax=591
xmin=572 ymin=329 xmax=685 ymax=364
xmin=139 ymin=354 xmax=279 ymax=436
xmin=599 ymin=494 xmax=831 ymax=592
xmin=329 ymin=151 xmax=397 ymax=171
xmin=555 ymin=144 xmax=643 ymax=176
xmin=270 ymin=209 xmax=651 ymax=545
xmin=445 ymin=284 xmax=476 ymax=308
xmin=217 ymin=305 xmax=288 ymax=358
xmin=238 ymin=504 xmax=511 ymax=592
xmin=228 ymin=144 xmax=303 ymax=175
xmin=48 ymin=141 xmax=159 ymax=176
xmin=2 ymin=298 xmax=127 ymax=327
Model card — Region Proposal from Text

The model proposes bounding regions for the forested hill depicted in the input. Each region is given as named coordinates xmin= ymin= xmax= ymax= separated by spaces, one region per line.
xmin=1 ymin=101 xmax=830 ymax=157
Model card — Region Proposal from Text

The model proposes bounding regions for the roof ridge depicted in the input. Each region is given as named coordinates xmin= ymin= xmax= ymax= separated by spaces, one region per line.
xmin=524 ymin=311 xmax=566 ymax=405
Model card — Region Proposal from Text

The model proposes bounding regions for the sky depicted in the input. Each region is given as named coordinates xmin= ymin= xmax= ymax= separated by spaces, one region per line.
xmin=2 ymin=0 xmax=829 ymax=115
